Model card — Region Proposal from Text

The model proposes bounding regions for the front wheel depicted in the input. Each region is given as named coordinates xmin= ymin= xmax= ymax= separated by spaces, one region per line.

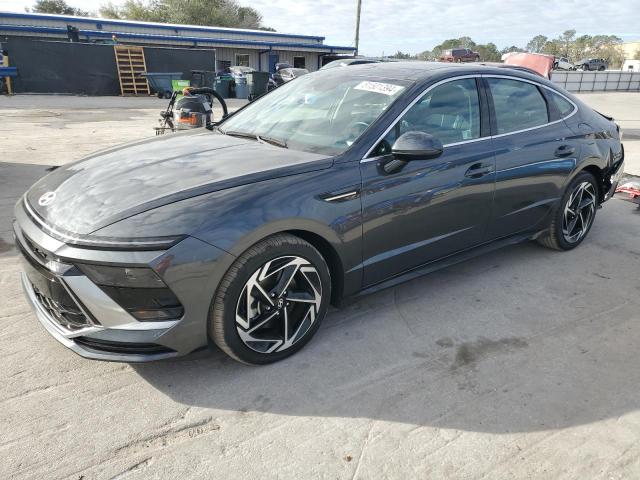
xmin=537 ymin=171 xmax=598 ymax=250
xmin=210 ymin=234 xmax=331 ymax=364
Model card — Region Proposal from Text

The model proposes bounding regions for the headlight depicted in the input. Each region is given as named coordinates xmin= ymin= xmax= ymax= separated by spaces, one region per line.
xmin=77 ymin=264 xmax=184 ymax=322
xmin=77 ymin=264 xmax=166 ymax=288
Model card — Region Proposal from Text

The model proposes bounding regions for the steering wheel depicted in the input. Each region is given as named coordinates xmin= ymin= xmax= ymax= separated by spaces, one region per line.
xmin=347 ymin=121 xmax=370 ymax=141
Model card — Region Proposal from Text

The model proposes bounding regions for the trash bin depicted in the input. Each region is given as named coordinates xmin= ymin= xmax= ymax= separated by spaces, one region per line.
xmin=142 ymin=72 xmax=183 ymax=99
xmin=190 ymin=70 xmax=216 ymax=88
xmin=213 ymin=77 xmax=231 ymax=98
xmin=234 ymin=77 xmax=249 ymax=99
xmin=246 ymin=71 xmax=270 ymax=101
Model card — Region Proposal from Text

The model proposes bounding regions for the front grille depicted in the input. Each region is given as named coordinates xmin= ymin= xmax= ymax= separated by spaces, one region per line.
xmin=32 ymin=283 xmax=90 ymax=330
xmin=74 ymin=337 xmax=175 ymax=355
xmin=15 ymin=229 xmax=92 ymax=332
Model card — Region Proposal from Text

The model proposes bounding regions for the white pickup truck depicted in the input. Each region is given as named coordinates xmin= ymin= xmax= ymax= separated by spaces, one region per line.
xmin=554 ymin=57 xmax=575 ymax=71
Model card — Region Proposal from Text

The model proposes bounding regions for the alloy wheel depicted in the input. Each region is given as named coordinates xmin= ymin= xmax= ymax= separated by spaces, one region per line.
xmin=562 ymin=181 xmax=596 ymax=244
xmin=235 ymin=256 xmax=322 ymax=354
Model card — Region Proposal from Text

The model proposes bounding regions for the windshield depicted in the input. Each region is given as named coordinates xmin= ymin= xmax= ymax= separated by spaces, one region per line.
xmin=220 ymin=70 xmax=410 ymax=155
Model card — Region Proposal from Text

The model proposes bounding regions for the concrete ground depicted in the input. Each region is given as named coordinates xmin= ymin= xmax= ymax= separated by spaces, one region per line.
xmin=0 ymin=92 xmax=639 ymax=479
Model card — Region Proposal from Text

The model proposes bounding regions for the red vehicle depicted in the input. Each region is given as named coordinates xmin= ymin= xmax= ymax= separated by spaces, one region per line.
xmin=440 ymin=48 xmax=480 ymax=62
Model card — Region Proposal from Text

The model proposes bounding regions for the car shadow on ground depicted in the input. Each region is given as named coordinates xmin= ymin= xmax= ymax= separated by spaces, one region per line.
xmin=133 ymin=201 xmax=640 ymax=434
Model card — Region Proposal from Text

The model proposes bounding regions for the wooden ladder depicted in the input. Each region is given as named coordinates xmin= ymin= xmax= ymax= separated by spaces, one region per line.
xmin=114 ymin=46 xmax=150 ymax=96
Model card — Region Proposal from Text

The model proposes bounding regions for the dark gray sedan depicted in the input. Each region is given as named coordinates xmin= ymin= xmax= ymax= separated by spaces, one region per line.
xmin=15 ymin=62 xmax=625 ymax=364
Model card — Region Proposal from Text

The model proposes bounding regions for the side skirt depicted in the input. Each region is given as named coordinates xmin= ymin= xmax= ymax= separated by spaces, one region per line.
xmin=355 ymin=229 xmax=546 ymax=298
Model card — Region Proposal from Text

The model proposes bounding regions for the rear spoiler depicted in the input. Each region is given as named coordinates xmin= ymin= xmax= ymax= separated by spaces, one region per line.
xmin=595 ymin=110 xmax=614 ymax=121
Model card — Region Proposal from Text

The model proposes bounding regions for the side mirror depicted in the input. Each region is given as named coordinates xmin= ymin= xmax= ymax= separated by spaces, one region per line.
xmin=391 ymin=131 xmax=443 ymax=160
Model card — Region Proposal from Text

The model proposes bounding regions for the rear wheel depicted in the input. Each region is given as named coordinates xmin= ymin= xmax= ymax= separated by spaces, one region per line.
xmin=210 ymin=234 xmax=331 ymax=364
xmin=537 ymin=172 xmax=598 ymax=250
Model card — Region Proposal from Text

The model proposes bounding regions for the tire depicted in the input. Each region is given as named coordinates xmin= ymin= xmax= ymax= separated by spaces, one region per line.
xmin=210 ymin=234 xmax=331 ymax=365
xmin=598 ymin=66 xmax=605 ymax=71
xmin=164 ymin=91 xmax=173 ymax=99
xmin=456 ymin=58 xmax=462 ymax=63
xmin=537 ymin=171 xmax=598 ymax=251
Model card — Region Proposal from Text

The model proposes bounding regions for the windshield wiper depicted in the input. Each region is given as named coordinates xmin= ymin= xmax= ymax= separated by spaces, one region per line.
xmin=218 ymin=129 xmax=287 ymax=149
xmin=257 ymin=135 xmax=288 ymax=149
xmin=222 ymin=129 xmax=257 ymax=140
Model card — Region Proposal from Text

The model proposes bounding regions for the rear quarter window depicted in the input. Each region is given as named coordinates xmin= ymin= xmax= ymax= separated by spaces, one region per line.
xmin=548 ymin=90 xmax=576 ymax=118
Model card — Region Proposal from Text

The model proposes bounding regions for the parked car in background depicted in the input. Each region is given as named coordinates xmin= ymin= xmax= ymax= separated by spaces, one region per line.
xmin=15 ymin=62 xmax=625 ymax=365
xmin=321 ymin=58 xmax=381 ymax=69
xmin=575 ymin=58 xmax=607 ymax=71
xmin=554 ymin=57 xmax=574 ymax=70
xmin=440 ymin=48 xmax=479 ymax=62
xmin=272 ymin=67 xmax=308 ymax=86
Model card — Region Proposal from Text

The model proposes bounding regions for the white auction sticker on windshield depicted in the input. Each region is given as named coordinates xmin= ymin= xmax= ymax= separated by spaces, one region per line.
xmin=354 ymin=81 xmax=404 ymax=96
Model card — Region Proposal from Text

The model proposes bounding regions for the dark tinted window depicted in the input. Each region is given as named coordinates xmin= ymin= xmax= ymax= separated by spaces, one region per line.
xmin=548 ymin=90 xmax=575 ymax=118
xmin=371 ymin=78 xmax=480 ymax=156
xmin=488 ymin=78 xmax=549 ymax=134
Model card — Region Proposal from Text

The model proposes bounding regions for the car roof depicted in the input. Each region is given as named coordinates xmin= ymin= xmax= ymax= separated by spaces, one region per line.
xmin=332 ymin=61 xmax=552 ymax=84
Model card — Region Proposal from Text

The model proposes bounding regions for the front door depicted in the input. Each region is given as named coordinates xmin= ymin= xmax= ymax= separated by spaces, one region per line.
xmin=360 ymin=77 xmax=496 ymax=286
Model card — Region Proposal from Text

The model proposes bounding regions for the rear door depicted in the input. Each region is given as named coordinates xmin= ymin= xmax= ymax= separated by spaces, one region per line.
xmin=483 ymin=75 xmax=579 ymax=239
xmin=360 ymin=77 xmax=496 ymax=286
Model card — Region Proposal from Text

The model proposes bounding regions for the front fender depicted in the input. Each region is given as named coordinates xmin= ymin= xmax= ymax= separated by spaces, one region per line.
xmin=94 ymin=162 xmax=364 ymax=295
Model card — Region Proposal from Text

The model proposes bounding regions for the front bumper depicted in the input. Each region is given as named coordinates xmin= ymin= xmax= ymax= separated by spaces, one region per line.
xmin=14 ymin=200 xmax=234 ymax=362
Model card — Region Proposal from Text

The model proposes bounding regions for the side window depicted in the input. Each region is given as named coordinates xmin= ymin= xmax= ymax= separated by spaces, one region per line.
xmin=547 ymin=90 xmax=575 ymax=118
xmin=487 ymin=78 xmax=549 ymax=134
xmin=371 ymin=78 xmax=481 ymax=156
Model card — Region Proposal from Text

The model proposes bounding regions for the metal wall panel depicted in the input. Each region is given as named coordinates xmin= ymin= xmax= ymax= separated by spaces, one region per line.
xmin=552 ymin=71 xmax=640 ymax=92
xmin=0 ymin=13 xmax=323 ymax=45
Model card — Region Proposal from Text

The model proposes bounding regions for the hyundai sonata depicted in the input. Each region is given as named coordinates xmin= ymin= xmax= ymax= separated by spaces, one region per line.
xmin=14 ymin=62 xmax=625 ymax=364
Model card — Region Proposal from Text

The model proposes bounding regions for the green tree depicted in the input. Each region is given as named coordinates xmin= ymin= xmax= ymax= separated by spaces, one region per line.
xmin=542 ymin=39 xmax=562 ymax=56
xmin=391 ymin=50 xmax=415 ymax=59
xmin=416 ymin=50 xmax=433 ymax=61
xmin=27 ymin=0 xmax=90 ymax=16
xmin=475 ymin=42 xmax=500 ymax=62
xmin=560 ymin=29 xmax=576 ymax=57
xmin=526 ymin=35 xmax=548 ymax=53
xmin=99 ymin=0 xmax=272 ymax=31
xmin=501 ymin=45 xmax=523 ymax=55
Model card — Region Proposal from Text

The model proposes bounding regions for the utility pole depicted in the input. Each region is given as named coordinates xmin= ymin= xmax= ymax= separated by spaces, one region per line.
xmin=355 ymin=0 xmax=362 ymax=56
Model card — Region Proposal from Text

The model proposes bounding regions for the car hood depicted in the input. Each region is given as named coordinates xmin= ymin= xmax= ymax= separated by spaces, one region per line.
xmin=25 ymin=131 xmax=332 ymax=235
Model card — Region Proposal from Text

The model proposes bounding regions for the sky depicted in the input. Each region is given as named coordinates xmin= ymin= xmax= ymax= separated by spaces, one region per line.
xmin=1 ymin=0 xmax=638 ymax=55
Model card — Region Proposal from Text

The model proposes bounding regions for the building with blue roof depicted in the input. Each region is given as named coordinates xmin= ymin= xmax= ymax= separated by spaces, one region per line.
xmin=0 ymin=11 xmax=355 ymax=73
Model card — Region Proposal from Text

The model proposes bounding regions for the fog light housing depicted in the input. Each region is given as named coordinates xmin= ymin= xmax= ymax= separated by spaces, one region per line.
xmin=77 ymin=264 xmax=184 ymax=322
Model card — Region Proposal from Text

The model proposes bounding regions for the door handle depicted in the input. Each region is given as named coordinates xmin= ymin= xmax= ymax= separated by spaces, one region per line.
xmin=464 ymin=163 xmax=494 ymax=178
xmin=554 ymin=145 xmax=576 ymax=157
